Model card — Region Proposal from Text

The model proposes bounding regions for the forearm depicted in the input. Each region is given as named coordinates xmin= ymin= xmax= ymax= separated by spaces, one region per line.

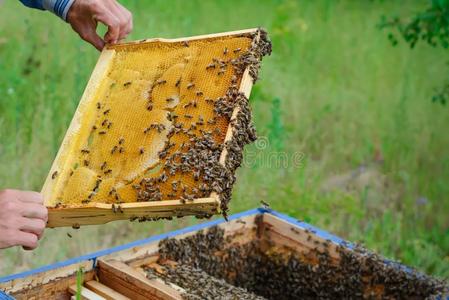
xmin=18 ymin=0 xmax=75 ymax=21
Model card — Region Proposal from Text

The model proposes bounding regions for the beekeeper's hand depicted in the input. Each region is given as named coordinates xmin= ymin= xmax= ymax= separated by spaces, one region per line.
xmin=0 ymin=189 xmax=47 ymax=250
xmin=67 ymin=0 xmax=133 ymax=51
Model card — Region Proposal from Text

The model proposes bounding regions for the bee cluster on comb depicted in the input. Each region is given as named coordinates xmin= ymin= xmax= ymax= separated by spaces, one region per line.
xmin=147 ymin=225 xmax=449 ymax=299
xmin=46 ymin=29 xmax=271 ymax=222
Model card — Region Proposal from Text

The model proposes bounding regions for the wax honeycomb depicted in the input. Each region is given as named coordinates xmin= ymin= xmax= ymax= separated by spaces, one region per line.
xmin=50 ymin=36 xmax=253 ymax=206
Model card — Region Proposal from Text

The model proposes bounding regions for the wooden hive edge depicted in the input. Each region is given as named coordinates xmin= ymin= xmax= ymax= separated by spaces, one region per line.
xmin=47 ymin=197 xmax=219 ymax=228
xmin=108 ymin=28 xmax=259 ymax=49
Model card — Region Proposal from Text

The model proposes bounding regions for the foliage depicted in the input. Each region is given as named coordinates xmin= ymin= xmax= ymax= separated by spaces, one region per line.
xmin=76 ymin=267 xmax=84 ymax=300
xmin=379 ymin=0 xmax=449 ymax=104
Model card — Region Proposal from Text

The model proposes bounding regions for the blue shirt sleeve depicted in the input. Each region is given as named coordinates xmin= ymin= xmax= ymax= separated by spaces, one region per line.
xmin=18 ymin=0 xmax=75 ymax=21
xmin=19 ymin=0 xmax=45 ymax=10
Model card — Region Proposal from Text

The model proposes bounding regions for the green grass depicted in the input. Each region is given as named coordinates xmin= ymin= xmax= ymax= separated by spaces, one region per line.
xmin=0 ymin=0 xmax=448 ymax=279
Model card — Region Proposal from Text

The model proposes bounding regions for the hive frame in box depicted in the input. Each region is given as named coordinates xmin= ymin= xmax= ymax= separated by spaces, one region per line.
xmin=0 ymin=208 xmax=423 ymax=300
xmin=42 ymin=28 xmax=259 ymax=228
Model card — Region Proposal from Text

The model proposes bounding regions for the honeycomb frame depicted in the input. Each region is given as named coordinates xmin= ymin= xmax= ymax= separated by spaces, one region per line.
xmin=42 ymin=28 xmax=265 ymax=228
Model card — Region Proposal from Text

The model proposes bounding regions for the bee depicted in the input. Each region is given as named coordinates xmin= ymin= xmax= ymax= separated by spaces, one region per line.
xmin=96 ymin=102 xmax=101 ymax=109
xmin=184 ymin=114 xmax=193 ymax=119
xmin=192 ymin=100 xmax=198 ymax=108
xmin=112 ymin=203 xmax=117 ymax=213
xmin=260 ymin=200 xmax=270 ymax=208
xmin=81 ymin=199 xmax=90 ymax=204
xmin=104 ymin=169 xmax=112 ymax=175
xmin=107 ymin=122 xmax=112 ymax=129
xmin=223 ymin=47 xmax=228 ymax=55
xmin=290 ymin=227 xmax=301 ymax=235
xmin=69 ymin=170 xmax=74 ymax=176
xmin=234 ymin=48 xmax=241 ymax=53
xmin=166 ymin=97 xmax=175 ymax=102
xmin=206 ymin=63 xmax=216 ymax=70
xmin=187 ymin=83 xmax=195 ymax=90
xmin=67 ymin=233 xmax=72 ymax=238
xmin=205 ymin=98 xmax=214 ymax=104
xmin=92 ymin=125 xmax=97 ymax=131
xmin=81 ymin=149 xmax=90 ymax=154
xmin=118 ymin=205 xmax=123 ymax=213
xmin=51 ymin=171 xmax=58 ymax=179
xmin=207 ymin=118 xmax=217 ymax=125
xmin=171 ymin=181 xmax=178 ymax=191
xmin=156 ymin=79 xmax=167 ymax=85
xmin=101 ymin=119 xmax=108 ymax=126
xmin=182 ymin=41 xmax=189 ymax=47
xmin=139 ymin=147 xmax=145 ymax=155
xmin=83 ymin=160 xmax=89 ymax=167
xmin=99 ymin=131 xmax=107 ymax=135
xmin=175 ymin=78 xmax=181 ymax=87
xmin=108 ymin=187 xmax=116 ymax=196
xmin=189 ymin=124 xmax=197 ymax=131
xmin=100 ymin=161 xmax=107 ymax=170
xmin=147 ymin=103 xmax=153 ymax=111
xmin=118 ymin=137 xmax=125 ymax=145
xmin=183 ymin=102 xmax=192 ymax=109
xmin=156 ymin=124 xmax=165 ymax=133
xmin=132 ymin=184 xmax=141 ymax=190
xmin=93 ymin=179 xmax=101 ymax=192
xmin=103 ymin=109 xmax=110 ymax=115
xmin=123 ymin=81 xmax=132 ymax=87
xmin=184 ymin=193 xmax=195 ymax=201
xmin=158 ymin=150 xmax=167 ymax=159
xmin=218 ymin=70 xmax=225 ymax=76
xmin=72 ymin=223 xmax=80 ymax=230
xmin=196 ymin=91 xmax=203 ymax=96
xmin=119 ymin=147 xmax=124 ymax=154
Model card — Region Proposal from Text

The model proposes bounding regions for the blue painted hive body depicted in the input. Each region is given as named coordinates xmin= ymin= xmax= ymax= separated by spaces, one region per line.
xmin=0 ymin=208 xmax=447 ymax=299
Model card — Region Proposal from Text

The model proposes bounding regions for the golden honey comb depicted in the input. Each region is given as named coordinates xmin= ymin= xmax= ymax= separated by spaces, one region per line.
xmin=42 ymin=29 xmax=271 ymax=227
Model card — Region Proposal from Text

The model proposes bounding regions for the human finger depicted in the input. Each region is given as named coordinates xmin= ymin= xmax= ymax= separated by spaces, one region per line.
xmin=20 ymin=203 xmax=48 ymax=221
xmin=16 ymin=191 xmax=43 ymax=204
xmin=19 ymin=218 xmax=46 ymax=238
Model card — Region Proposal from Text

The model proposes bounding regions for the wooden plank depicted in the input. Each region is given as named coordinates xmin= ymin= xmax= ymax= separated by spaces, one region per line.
xmin=219 ymin=67 xmax=254 ymax=166
xmin=0 ymin=260 xmax=94 ymax=295
xmin=68 ymin=284 xmax=106 ymax=300
xmin=47 ymin=197 xmax=219 ymax=227
xmin=108 ymin=28 xmax=258 ymax=49
xmin=97 ymin=260 xmax=182 ymax=300
xmin=262 ymin=214 xmax=341 ymax=260
xmin=85 ymin=281 xmax=130 ymax=300
xmin=210 ymin=67 xmax=254 ymax=206
xmin=9 ymin=270 xmax=95 ymax=300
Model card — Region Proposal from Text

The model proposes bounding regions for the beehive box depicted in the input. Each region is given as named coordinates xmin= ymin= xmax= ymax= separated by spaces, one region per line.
xmin=1 ymin=209 xmax=447 ymax=299
xmin=43 ymin=29 xmax=271 ymax=228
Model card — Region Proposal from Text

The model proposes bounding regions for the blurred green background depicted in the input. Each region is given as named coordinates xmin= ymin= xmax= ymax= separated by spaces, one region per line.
xmin=0 ymin=0 xmax=448 ymax=278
